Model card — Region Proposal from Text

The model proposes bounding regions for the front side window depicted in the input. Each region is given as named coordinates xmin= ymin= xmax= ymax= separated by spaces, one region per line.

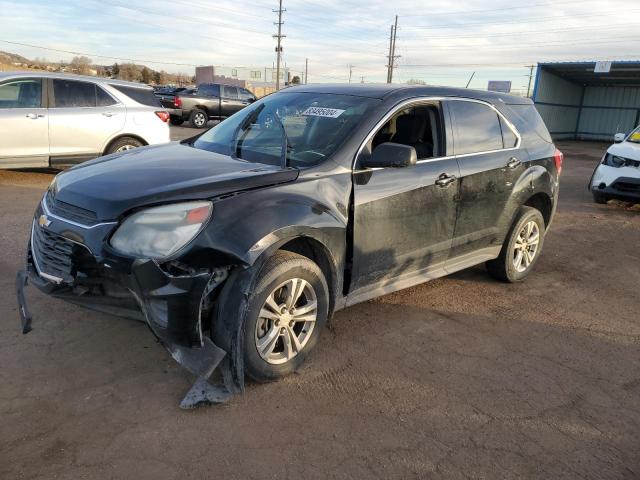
xmin=193 ymin=92 xmax=381 ymax=168
xmin=221 ymin=86 xmax=239 ymax=99
xmin=0 ymin=79 xmax=42 ymax=108
xmin=239 ymin=88 xmax=255 ymax=101
xmin=53 ymin=79 xmax=96 ymax=108
xmin=371 ymin=103 xmax=444 ymax=159
xmin=449 ymin=100 xmax=504 ymax=155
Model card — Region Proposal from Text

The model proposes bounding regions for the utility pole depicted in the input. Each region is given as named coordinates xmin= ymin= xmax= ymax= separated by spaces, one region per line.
xmin=360 ymin=75 xmax=365 ymax=83
xmin=386 ymin=24 xmax=394 ymax=83
xmin=273 ymin=0 xmax=286 ymax=91
xmin=348 ymin=64 xmax=353 ymax=83
xmin=305 ymin=57 xmax=308 ymax=84
xmin=388 ymin=15 xmax=400 ymax=83
xmin=525 ymin=65 xmax=535 ymax=97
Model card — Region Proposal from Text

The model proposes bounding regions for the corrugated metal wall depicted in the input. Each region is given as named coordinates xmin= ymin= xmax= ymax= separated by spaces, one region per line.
xmin=534 ymin=69 xmax=582 ymax=139
xmin=578 ymin=86 xmax=640 ymax=140
xmin=534 ymin=68 xmax=640 ymax=141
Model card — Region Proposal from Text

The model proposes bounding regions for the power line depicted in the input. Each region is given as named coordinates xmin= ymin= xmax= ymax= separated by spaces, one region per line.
xmin=0 ymin=39 xmax=199 ymax=67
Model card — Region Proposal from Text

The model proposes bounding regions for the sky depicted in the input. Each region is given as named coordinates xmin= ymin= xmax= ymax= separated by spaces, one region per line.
xmin=1 ymin=0 xmax=639 ymax=93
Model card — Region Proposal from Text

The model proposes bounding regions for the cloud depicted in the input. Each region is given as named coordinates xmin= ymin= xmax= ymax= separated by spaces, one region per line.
xmin=1 ymin=0 xmax=637 ymax=89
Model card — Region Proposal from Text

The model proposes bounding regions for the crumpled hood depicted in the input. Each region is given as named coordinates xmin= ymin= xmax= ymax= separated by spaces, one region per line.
xmin=52 ymin=142 xmax=298 ymax=220
xmin=608 ymin=141 xmax=640 ymax=161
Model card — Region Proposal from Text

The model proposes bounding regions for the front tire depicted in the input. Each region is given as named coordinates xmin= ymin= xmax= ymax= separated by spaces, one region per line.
xmin=189 ymin=108 xmax=208 ymax=128
xmin=486 ymin=206 xmax=546 ymax=283
xmin=244 ymin=251 xmax=329 ymax=382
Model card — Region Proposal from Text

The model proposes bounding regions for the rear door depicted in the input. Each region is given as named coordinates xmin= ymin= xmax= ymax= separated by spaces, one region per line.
xmin=48 ymin=79 xmax=125 ymax=162
xmin=0 ymin=77 xmax=49 ymax=168
xmin=445 ymin=99 xmax=526 ymax=260
xmin=220 ymin=85 xmax=244 ymax=116
xmin=349 ymin=100 xmax=460 ymax=293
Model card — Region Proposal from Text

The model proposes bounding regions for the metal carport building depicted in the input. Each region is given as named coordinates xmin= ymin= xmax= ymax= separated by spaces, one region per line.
xmin=532 ymin=61 xmax=640 ymax=141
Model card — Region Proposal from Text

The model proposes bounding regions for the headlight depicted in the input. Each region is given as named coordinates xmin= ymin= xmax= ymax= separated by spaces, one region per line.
xmin=110 ymin=201 xmax=212 ymax=259
xmin=604 ymin=153 xmax=626 ymax=168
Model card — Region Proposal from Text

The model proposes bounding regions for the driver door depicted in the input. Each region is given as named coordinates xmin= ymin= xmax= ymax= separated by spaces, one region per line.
xmin=348 ymin=101 xmax=460 ymax=296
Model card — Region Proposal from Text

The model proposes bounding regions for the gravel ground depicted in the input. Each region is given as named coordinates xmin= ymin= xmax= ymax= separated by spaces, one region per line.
xmin=0 ymin=138 xmax=639 ymax=479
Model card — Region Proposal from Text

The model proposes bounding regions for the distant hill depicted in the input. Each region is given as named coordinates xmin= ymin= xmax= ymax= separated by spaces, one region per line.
xmin=0 ymin=50 xmax=31 ymax=64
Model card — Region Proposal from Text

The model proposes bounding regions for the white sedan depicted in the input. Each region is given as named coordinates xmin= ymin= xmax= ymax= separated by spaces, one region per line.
xmin=590 ymin=127 xmax=640 ymax=203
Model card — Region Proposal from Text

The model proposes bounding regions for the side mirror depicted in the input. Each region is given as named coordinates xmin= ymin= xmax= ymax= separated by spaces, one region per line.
xmin=361 ymin=142 xmax=417 ymax=169
xmin=614 ymin=133 xmax=626 ymax=143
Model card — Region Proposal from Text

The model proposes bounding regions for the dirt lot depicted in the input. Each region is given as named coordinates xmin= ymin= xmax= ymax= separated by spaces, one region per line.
xmin=1 ymin=139 xmax=639 ymax=479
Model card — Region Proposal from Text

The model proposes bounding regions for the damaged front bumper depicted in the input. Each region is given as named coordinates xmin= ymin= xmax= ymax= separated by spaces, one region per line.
xmin=17 ymin=203 xmax=242 ymax=408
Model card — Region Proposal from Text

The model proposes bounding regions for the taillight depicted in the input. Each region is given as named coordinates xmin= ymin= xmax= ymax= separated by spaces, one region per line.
xmin=174 ymin=96 xmax=182 ymax=108
xmin=553 ymin=148 xmax=563 ymax=175
xmin=155 ymin=111 xmax=170 ymax=122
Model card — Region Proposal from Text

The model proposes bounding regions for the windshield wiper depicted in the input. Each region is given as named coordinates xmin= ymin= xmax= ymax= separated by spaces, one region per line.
xmin=271 ymin=111 xmax=292 ymax=168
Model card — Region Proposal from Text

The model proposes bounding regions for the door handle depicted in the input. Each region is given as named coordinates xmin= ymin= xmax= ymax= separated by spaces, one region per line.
xmin=435 ymin=173 xmax=456 ymax=187
xmin=25 ymin=113 xmax=44 ymax=119
xmin=506 ymin=157 xmax=521 ymax=169
xmin=102 ymin=112 xmax=116 ymax=117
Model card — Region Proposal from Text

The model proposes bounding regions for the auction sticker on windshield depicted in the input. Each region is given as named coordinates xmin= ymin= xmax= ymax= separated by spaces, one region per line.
xmin=302 ymin=107 xmax=345 ymax=118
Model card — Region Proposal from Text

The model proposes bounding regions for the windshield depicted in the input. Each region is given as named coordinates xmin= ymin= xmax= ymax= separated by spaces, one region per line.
xmin=192 ymin=92 xmax=381 ymax=167
xmin=628 ymin=126 xmax=640 ymax=144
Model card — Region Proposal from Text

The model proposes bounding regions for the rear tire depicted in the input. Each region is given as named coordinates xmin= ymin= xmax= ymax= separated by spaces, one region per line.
xmin=105 ymin=136 xmax=144 ymax=155
xmin=486 ymin=206 xmax=546 ymax=283
xmin=243 ymin=251 xmax=329 ymax=383
xmin=592 ymin=191 xmax=608 ymax=204
xmin=170 ymin=116 xmax=184 ymax=126
xmin=189 ymin=108 xmax=208 ymax=128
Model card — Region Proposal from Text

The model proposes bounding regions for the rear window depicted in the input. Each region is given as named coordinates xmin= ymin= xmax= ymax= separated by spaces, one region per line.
xmin=505 ymin=104 xmax=553 ymax=144
xmin=110 ymin=85 xmax=161 ymax=107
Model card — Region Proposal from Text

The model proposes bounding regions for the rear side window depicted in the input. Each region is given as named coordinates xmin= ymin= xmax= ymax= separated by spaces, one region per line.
xmin=96 ymin=86 xmax=117 ymax=107
xmin=198 ymin=84 xmax=220 ymax=97
xmin=110 ymin=84 xmax=161 ymax=107
xmin=53 ymin=79 xmax=97 ymax=108
xmin=505 ymin=104 xmax=553 ymax=144
xmin=221 ymin=85 xmax=239 ymax=99
xmin=449 ymin=100 xmax=503 ymax=155
xmin=500 ymin=117 xmax=518 ymax=148
xmin=0 ymin=78 xmax=42 ymax=108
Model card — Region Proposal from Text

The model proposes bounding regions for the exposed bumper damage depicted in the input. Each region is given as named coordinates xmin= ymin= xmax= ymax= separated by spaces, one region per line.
xmin=17 ymin=221 xmax=244 ymax=409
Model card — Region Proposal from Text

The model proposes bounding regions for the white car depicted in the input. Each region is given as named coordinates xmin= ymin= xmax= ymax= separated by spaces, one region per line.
xmin=590 ymin=127 xmax=640 ymax=204
xmin=0 ymin=72 xmax=171 ymax=169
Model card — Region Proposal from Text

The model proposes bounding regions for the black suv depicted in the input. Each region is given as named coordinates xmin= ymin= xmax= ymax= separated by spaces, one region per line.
xmin=18 ymin=84 xmax=561 ymax=407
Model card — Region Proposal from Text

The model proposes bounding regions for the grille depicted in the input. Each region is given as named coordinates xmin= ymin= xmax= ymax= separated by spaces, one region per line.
xmin=46 ymin=190 xmax=99 ymax=226
xmin=613 ymin=181 xmax=640 ymax=193
xmin=31 ymin=223 xmax=78 ymax=283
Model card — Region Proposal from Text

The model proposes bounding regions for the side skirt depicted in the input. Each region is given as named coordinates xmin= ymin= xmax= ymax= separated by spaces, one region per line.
xmin=340 ymin=246 xmax=501 ymax=309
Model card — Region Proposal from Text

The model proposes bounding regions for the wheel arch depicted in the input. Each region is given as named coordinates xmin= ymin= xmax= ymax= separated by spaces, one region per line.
xmin=102 ymin=133 xmax=148 ymax=155
xmin=523 ymin=191 xmax=553 ymax=227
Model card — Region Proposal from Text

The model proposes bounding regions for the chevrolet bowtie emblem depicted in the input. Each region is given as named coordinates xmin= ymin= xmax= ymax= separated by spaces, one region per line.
xmin=38 ymin=214 xmax=51 ymax=228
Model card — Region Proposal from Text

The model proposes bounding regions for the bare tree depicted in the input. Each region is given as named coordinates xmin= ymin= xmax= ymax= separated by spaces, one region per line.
xmin=69 ymin=56 xmax=92 ymax=75
xmin=117 ymin=63 xmax=141 ymax=82
xmin=406 ymin=78 xmax=426 ymax=85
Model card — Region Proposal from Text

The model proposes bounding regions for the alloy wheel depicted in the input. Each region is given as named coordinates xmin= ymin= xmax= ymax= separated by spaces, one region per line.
xmin=194 ymin=113 xmax=206 ymax=127
xmin=512 ymin=220 xmax=540 ymax=273
xmin=115 ymin=144 xmax=137 ymax=152
xmin=254 ymin=278 xmax=318 ymax=365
